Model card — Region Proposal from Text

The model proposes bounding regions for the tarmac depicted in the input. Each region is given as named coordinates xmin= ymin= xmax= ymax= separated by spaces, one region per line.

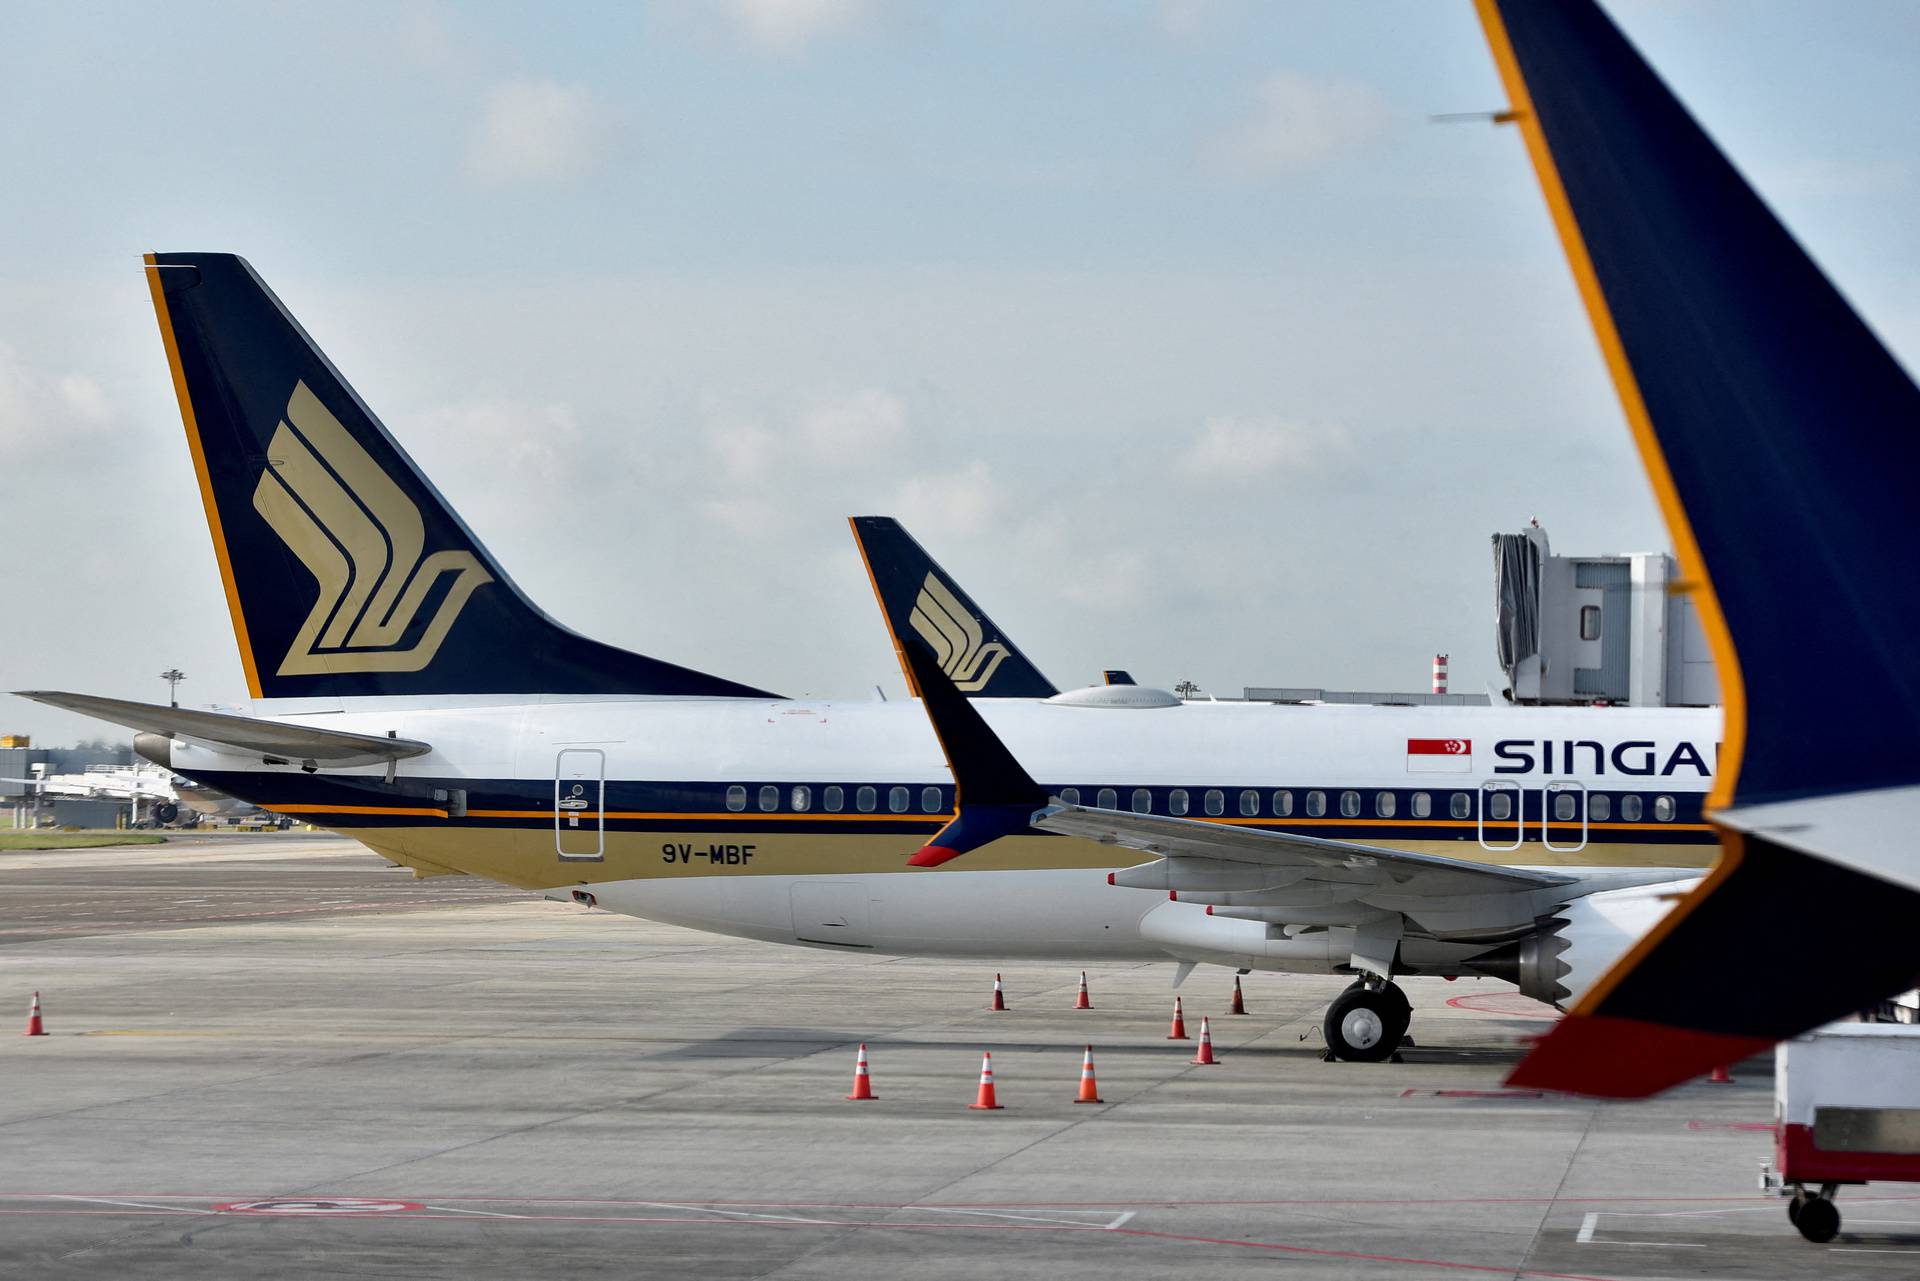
xmin=3 ymin=833 xmax=1914 ymax=1279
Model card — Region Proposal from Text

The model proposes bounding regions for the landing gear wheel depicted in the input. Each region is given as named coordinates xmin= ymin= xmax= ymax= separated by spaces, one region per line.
xmin=1795 ymin=1195 xmax=1839 ymax=1243
xmin=1786 ymin=1190 xmax=1803 ymax=1225
xmin=1324 ymin=984 xmax=1409 ymax=1062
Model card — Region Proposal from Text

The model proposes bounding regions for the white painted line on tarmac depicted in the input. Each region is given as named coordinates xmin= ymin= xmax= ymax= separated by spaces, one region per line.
xmin=45 ymin=1195 xmax=194 ymax=1214
xmin=916 ymin=1206 xmax=1130 ymax=1230
xmin=1576 ymin=1213 xmax=1598 ymax=1243
xmin=633 ymin=1202 xmax=838 ymax=1226
xmin=427 ymin=1205 xmax=526 ymax=1220
xmin=1576 ymin=1212 xmax=1703 ymax=1249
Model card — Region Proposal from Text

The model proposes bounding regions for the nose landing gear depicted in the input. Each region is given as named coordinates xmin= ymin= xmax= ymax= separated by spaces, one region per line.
xmin=1323 ymin=978 xmax=1412 ymax=1062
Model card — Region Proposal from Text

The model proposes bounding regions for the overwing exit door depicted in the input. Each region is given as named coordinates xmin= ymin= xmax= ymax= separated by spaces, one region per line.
xmin=554 ymin=748 xmax=605 ymax=859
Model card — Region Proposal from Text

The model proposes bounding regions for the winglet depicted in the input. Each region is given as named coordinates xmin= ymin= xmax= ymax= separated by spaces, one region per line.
xmin=894 ymin=620 xmax=1049 ymax=867
xmin=850 ymin=516 xmax=1057 ymax=699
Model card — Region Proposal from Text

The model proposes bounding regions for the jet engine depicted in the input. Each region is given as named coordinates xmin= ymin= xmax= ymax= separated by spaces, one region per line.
xmin=1472 ymin=879 xmax=1695 ymax=1008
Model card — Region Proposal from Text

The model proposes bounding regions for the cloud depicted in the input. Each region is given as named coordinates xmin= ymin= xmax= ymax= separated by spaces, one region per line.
xmin=705 ymin=416 xmax=778 ymax=482
xmin=0 ymin=342 xmax=114 ymax=458
xmin=464 ymin=79 xmax=607 ymax=186
xmin=797 ymin=387 xmax=907 ymax=456
xmin=1179 ymin=415 xmax=1350 ymax=481
xmin=1203 ymin=71 xmax=1391 ymax=178
xmin=723 ymin=0 xmax=874 ymax=55
xmin=891 ymin=460 xmax=996 ymax=537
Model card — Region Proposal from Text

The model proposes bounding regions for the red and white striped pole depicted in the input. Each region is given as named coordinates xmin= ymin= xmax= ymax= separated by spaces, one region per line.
xmin=1431 ymin=653 xmax=1449 ymax=696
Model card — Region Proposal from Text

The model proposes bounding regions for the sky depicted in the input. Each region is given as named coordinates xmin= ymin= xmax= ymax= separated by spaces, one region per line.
xmin=2 ymin=1 xmax=1916 ymax=744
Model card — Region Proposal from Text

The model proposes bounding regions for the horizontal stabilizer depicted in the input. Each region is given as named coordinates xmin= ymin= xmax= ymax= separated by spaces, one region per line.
xmin=1508 ymin=834 xmax=1920 ymax=1097
xmin=13 ymin=691 xmax=431 ymax=767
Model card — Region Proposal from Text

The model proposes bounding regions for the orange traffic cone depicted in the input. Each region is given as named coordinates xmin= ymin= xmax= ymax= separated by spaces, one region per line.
xmin=846 ymin=1043 xmax=877 ymax=1100
xmin=1191 ymin=1016 xmax=1219 ymax=1065
xmin=1708 ymin=1063 xmax=1733 ymax=1084
xmin=1166 ymin=996 xmax=1189 ymax=1040
xmin=24 ymin=992 xmax=46 ymax=1037
xmin=969 ymin=1051 xmax=1005 ymax=1109
xmin=1074 ymin=971 xmax=1092 ymax=1010
xmin=991 ymin=973 xmax=1006 ymax=1011
xmin=1074 ymin=1045 xmax=1104 ymax=1104
xmin=1229 ymin=974 xmax=1247 ymax=1015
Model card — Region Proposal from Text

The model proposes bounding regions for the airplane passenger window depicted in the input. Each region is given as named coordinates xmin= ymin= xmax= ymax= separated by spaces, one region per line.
xmin=1590 ymin=794 xmax=1611 ymax=821
xmin=1098 ymin=788 xmax=1118 ymax=809
xmin=1060 ymin=787 xmax=1080 ymax=805
xmin=1204 ymin=789 xmax=1224 ymax=816
xmin=791 ymin=785 xmax=811 ymax=812
xmin=1305 ymin=791 xmax=1326 ymax=817
xmin=1239 ymin=790 xmax=1258 ymax=816
xmin=725 ymin=785 xmax=747 ymax=812
xmin=1273 ymin=790 xmax=1293 ymax=817
xmin=1375 ymin=791 xmax=1395 ymax=818
xmin=1131 ymin=788 xmax=1151 ymax=813
xmin=1169 ymin=789 xmax=1189 ymax=816
xmin=1654 ymin=795 xmax=1676 ymax=822
xmin=759 ymin=785 xmax=779 ymax=812
xmin=922 ymin=786 xmax=942 ymax=813
xmin=857 ymin=785 xmax=877 ymax=812
xmin=1554 ymin=792 xmax=1577 ymax=822
xmin=889 ymin=786 xmax=910 ymax=813
xmin=1340 ymin=791 xmax=1360 ymax=818
xmin=1487 ymin=791 xmax=1512 ymax=821
xmin=823 ymin=785 xmax=843 ymax=813
xmin=1450 ymin=792 xmax=1471 ymax=819
xmin=1620 ymin=794 xmax=1643 ymax=822
xmin=1411 ymin=792 xmax=1430 ymax=819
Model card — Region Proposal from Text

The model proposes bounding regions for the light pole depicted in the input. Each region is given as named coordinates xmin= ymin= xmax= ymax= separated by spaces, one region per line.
xmin=160 ymin=669 xmax=186 ymax=708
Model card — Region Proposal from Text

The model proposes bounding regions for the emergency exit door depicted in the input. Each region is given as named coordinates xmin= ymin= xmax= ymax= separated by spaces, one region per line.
xmin=554 ymin=748 xmax=605 ymax=859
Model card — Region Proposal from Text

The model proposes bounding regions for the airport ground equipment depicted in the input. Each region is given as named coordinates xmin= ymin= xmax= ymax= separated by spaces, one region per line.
xmin=1761 ymin=1024 xmax=1920 ymax=1243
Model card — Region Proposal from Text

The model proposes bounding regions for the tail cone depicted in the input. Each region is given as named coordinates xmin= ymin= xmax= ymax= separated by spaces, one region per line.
xmin=969 ymin=1050 xmax=1005 ymax=1110
xmin=846 ymin=1043 xmax=877 ymax=1100
xmin=1230 ymin=974 xmax=1247 ymax=1015
xmin=1074 ymin=1044 xmax=1105 ymax=1104
xmin=991 ymin=973 xmax=1006 ymax=1011
xmin=1191 ymin=1016 xmax=1219 ymax=1065
xmin=1166 ymin=996 xmax=1189 ymax=1040
xmin=1074 ymin=970 xmax=1092 ymax=1010
xmin=24 ymin=992 xmax=45 ymax=1037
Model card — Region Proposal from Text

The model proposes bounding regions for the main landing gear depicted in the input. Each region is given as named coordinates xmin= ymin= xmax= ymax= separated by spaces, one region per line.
xmin=1323 ymin=978 xmax=1411 ymax=1062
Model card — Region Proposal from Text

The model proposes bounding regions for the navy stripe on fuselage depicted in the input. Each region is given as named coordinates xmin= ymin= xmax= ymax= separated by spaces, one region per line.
xmin=182 ymin=771 xmax=1716 ymax=845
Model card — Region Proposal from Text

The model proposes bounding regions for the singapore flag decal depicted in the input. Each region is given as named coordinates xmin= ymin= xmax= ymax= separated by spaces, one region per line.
xmin=1406 ymin=738 xmax=1472 ymax=773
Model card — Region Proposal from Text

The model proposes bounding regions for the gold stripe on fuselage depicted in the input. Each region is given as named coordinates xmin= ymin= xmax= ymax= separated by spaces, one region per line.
xmin=339 ymin=827 xmax=1715 ymax=892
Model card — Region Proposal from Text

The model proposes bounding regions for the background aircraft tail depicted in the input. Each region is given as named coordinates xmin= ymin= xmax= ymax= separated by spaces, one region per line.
xmin=1475 ymin=1 xmax=1920 ymax=1095
xmin=849 ymin=516 xmax=1057 ymax=699
xmin=143 ymin=252 xmax=774 ymax=701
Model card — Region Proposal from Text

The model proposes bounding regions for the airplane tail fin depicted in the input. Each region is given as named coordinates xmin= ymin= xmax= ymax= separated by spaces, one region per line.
xmin=143 ymin=253 xmax=773 ymax=701
xmin=1475 ymin=1 xmax=1920 ymax=1095
xmin=850 ymin=516 xmax=1057 ymax=699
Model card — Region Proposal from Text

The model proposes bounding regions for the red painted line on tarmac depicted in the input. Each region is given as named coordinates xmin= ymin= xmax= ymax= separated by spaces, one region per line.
xmin=1446 ymin=992 xmax=1561 ymax=1018
xmin=1683 ymin=1120 xmax=1775 ymax=1132
xmin=0 ymin=1190 xmax=1875 ymax=1209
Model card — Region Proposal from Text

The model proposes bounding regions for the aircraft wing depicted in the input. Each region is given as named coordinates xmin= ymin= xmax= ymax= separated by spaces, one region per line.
xmin=1034 ymin=802 xmax=1572 ymax=895
xmin=12 ymin=691 xmax=432 ymax=768
xmin=1476 ymin=0 xmax=1920 ymax=1095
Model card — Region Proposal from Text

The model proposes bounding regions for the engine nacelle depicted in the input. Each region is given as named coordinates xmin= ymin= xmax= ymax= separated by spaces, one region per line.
xmin=1473 ymin=879 xmax=1695 ymax=1008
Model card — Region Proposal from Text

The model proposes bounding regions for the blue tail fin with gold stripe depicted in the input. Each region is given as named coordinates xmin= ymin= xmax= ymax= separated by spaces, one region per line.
xmin=144 ymin=252 xmax=774 ymax=701
xmin=1473 ymin=2 xmax=1920 ymax=1096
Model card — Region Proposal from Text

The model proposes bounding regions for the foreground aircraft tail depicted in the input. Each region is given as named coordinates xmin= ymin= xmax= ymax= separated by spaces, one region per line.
xmin=143 ymin=252 xmax=774 ymax=701
xmin=1474 ymin=2 xmax=1920 ymax=1095
xmin=850 ymin=516 xmax=1057 ymax=699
